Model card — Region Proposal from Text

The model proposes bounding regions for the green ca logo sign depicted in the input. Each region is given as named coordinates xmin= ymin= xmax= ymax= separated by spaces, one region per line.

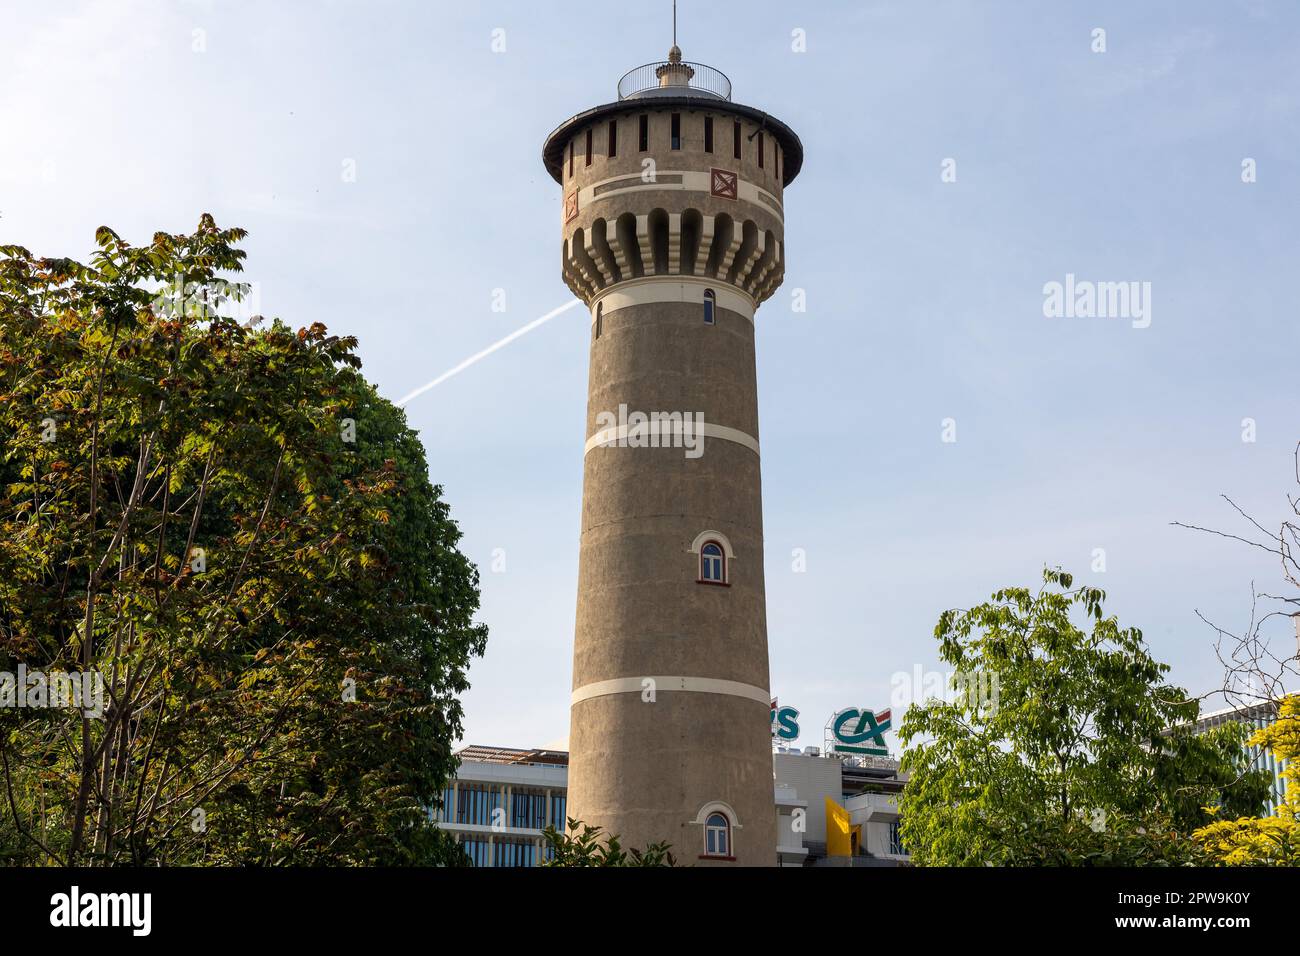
xmin=830 ymin=707 xmax=891 ymax=756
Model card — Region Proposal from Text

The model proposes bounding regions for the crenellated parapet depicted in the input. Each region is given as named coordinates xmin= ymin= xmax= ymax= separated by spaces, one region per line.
xmin=543 ymin=93 xmax=802 ymax=311
xmin=561 ymin=207 xmax=784 ymax=307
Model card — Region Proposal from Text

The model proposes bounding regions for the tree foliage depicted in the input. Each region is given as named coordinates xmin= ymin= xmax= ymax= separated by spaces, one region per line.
xmin=899 ymin=568 xmax=1270 ymax=866
xmin=0 ymin=216 xmax=486 ymax=864
xmin=540 ymin=818 xmax=676 ymax=867
xmin=1194 ymin=693 xmax=1300 ymax=865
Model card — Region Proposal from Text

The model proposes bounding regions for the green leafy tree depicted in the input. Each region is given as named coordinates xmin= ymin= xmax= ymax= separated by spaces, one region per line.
xmin=0 ymin=216 xmax=486 ymax=865
xmin=899 ymin=568 xmax=1270 ymax=866
xmin=1194 ymin=693 xmax=1300 ymax=865
xmin=540 ymin=818 xmax=676 ymax=867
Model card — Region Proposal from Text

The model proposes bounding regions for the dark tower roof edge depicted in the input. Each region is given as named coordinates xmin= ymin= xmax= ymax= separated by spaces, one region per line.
xmin=542 ymin=97 xmax=804 ymax=188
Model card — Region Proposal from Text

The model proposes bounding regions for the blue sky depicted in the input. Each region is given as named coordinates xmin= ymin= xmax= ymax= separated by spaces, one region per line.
xmin=3 ymin=1 xmax=1297 ymax=750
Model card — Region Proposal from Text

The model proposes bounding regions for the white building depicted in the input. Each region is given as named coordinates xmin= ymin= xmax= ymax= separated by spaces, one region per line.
xmin=430 ymin=745 xmax=569 ymax=867
xmin=435 ymin=743 xmax=910 ymax=867
xmin=774 ymin=747 xmax=909 ymax=867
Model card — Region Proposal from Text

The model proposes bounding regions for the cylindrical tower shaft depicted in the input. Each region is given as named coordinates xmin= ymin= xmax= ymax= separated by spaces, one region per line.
xmin=543 ymin=49 xmax=802 ymax=866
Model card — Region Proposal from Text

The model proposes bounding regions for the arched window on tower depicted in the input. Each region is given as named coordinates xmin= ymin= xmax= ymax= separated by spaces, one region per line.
xmin=703 ymin=288 xmax=715 ymax=325
xmin=704 ymin=812 xmax=731 ymax=857
xmin=595 ymin=302 xmax=603 ymax=339
xmin=699 ymin=541 xmax=726 ymax=584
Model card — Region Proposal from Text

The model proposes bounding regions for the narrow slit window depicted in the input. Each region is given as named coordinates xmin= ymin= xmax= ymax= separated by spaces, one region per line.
xmin=671 ymin=113 xmax=681 ymax=150
xmin=704 ymin=116 xmax=713 ymax=153
xmin=639 ymin=114 xmax=648 ymax=151
xmin=568 ymin=140 xmax=574 ymax=177
xmin=703 ymin=288 xmax=716 ymax=325
xmin=585 ymin=128 xmax=592 ymax=166
xmin=733 ymin=121 xmax=741 ymax=159
xmin=608 ymin=119 xmax=617 ymax=158
xmin=595 ymin=303 xmax=603 ymax=339
xmin=757 ymin=132 xmax=764 ymax=168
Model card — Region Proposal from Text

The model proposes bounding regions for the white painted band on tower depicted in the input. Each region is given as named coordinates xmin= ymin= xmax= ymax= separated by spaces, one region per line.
xmin=583 ymin=421 xmax=760 ymax=456
xmin=590 ymin=275 xmax=755 ymax=323
xmin=578 ymin=169 xmax=784 ymax=222
xmin=571 ymin=676 xmax=771 ymax=707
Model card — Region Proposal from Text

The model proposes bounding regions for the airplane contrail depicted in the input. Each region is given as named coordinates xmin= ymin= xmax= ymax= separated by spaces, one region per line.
xmin=394 ymin=299 xmax=583 ymax=408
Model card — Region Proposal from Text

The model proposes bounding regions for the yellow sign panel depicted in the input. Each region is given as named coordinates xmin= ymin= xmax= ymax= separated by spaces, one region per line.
xmin=825 ymin=797 xmax=861 ymax=858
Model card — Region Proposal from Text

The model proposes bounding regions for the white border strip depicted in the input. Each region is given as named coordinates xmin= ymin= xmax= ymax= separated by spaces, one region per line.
xmin=580 ymin=170 xmax=784 ymax=221
xmin=584 ymin=421 xmax=759 ymax=457
xmin=591 ymin=276 xmax=755 ymax=323
xmin=571 ymin=676 xmax=771 ymax=707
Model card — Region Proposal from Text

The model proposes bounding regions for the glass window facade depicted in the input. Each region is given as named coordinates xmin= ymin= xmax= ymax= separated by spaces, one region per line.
xmin=889 ymin=820 xmax=906 ymax=856
xmin=548 ymin=793 xmax=567 ymax=831
xmin=430 ymin=784 xmax=455 ymax=822
xmin=496 ymin=840 xmax=538 ymax=868
xmin=453 ymin=833 xmax=549 ymax=867
xmin=456 ymin=784 xmax=502 ymax=827
xmin=433 ymin=762 xmax=570 ymax=866
xmin=511 ymin=789 xmax=547 ymax=830
xmin=462 ymin=837 xmax=492 ymax=867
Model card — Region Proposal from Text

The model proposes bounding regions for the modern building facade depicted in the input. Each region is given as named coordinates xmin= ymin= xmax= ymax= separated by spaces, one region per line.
xmin=430 ymin=745 xmax=569 ymax=867
xmin=774 ymin=747 xmax=910 ymax=867
xmin=431 ymin=703 xmax=1289 ymax=867
xmin=435 ymin=743 xmax=910 ymax=867
xmin=541 ymin=46 xmax=802 ymax=866
xmin=1194 ymin=701 xmax=1291 ymax=815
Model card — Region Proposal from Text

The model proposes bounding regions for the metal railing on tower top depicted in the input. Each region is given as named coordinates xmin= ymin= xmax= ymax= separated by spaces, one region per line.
xmin=617 ymin=60 xmax=732 ymax=101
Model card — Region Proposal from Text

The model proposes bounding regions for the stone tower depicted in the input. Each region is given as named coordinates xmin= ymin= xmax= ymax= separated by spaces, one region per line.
xmin=542 ymin=44 xmax=802 ymax=866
